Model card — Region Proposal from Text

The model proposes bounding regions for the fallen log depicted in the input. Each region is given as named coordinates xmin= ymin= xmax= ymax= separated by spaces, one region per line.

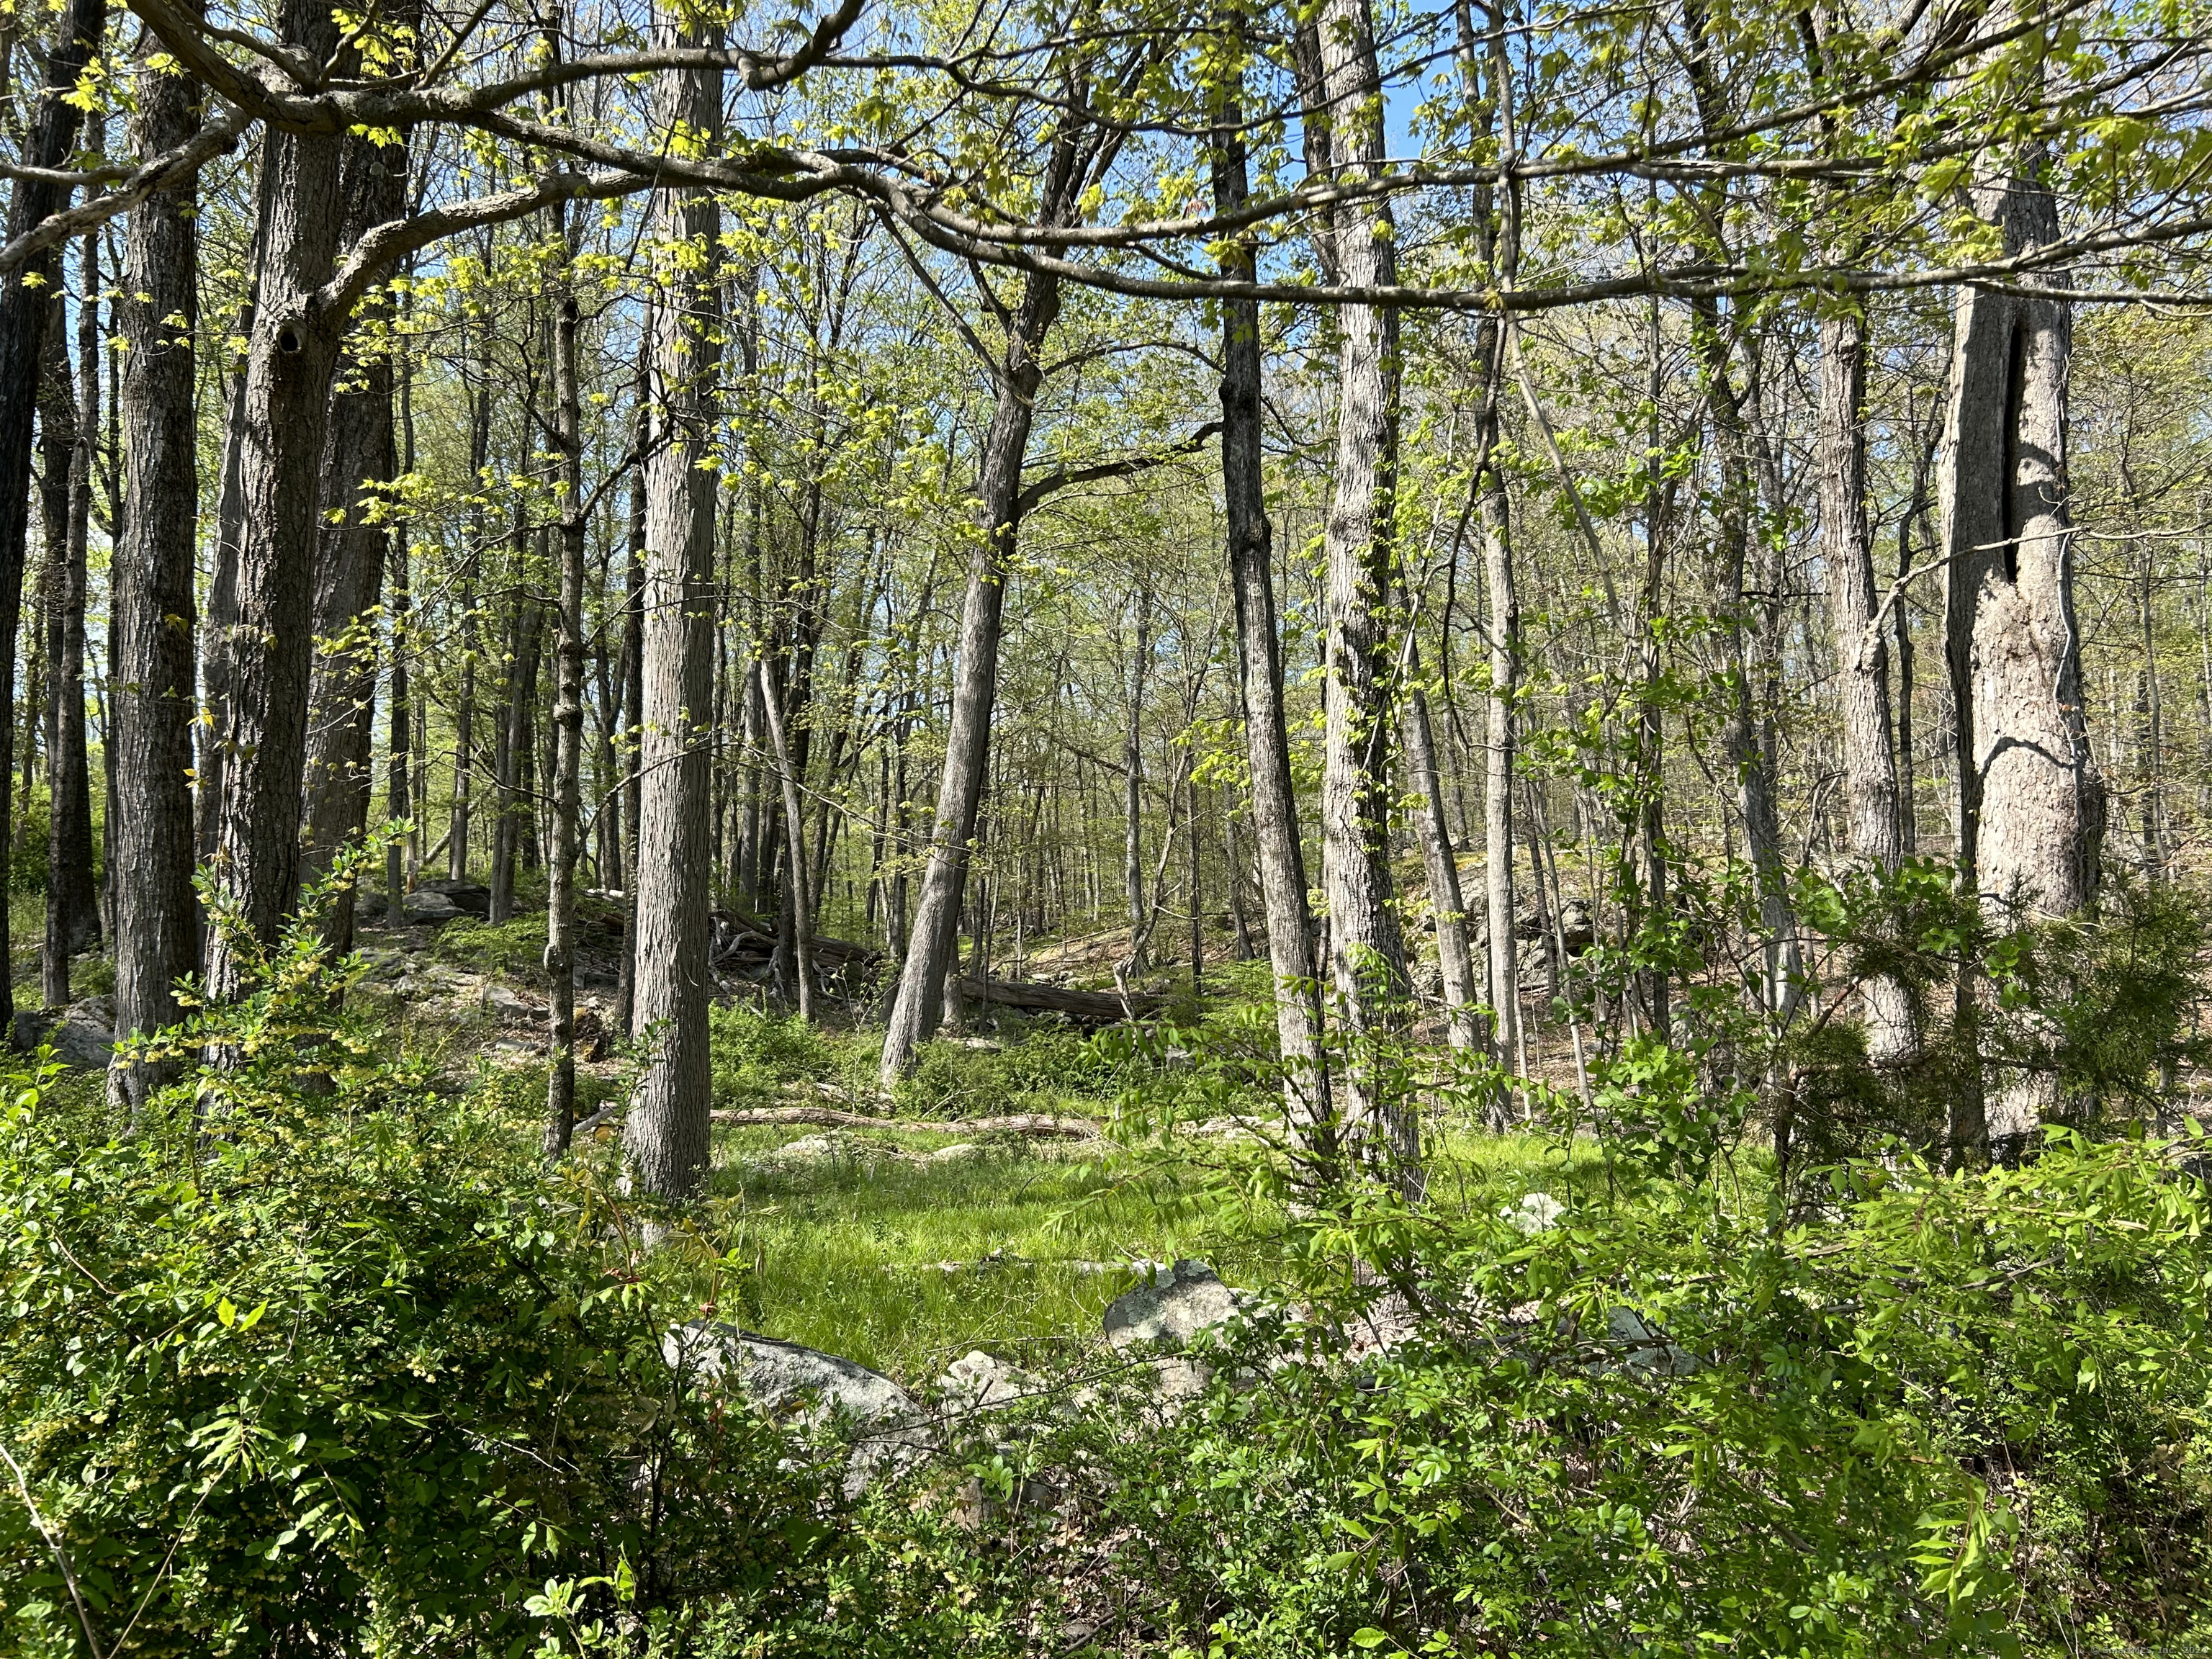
xmin=958 ymin=974 xmax=1161 ymax=1023
xmin=711 ymin=1105 xmax=1102 ymax=1138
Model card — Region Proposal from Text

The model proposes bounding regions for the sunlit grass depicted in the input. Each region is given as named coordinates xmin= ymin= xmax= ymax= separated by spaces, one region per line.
xmin=706 ymin=1110 xmax=1606 ymax=1386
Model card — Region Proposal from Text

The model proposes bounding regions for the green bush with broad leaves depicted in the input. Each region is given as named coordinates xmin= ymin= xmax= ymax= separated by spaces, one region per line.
xmin=0 ymin=866 xmax=966 ymax=1658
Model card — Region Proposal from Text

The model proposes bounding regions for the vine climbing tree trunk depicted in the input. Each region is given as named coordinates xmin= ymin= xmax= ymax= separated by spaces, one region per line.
xmin=1317 ymin=0 xmax=1419 ymax=1192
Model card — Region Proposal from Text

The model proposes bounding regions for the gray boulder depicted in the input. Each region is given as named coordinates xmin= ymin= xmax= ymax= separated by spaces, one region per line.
xmin=936 ymin=1349 xmax=1040 ymax=1414
xmin=1596 ymin=1305 xmax=1700 ymax=1376
xmin=482 ymin=984 xmax=536 ymax=1022
xmin=13 ymin=999 xmax=114 ymax=1069
xmin=665 ymin=1323 xmax=934 ymax=1496
xmin=1104 ymin=1259 xmax=1241 ymax=1350
xmin=401 ymin=889 xmax=462 ymax=925
xmin=416 ymin=878 xmax=493 ymax=917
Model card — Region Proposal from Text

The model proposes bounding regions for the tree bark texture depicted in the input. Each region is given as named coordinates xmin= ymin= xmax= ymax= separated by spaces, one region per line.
xmin=1941 ymin=156 xmax=2100 ymax=1157
xmin=302 ymin=122 xmax=410 ymax=949
xmin=0 ymin=0 xmax=105 ymax=1034
xmin=623 ymin=32 xmax=724 ymax=1201
xmin=1211 ymin=83 xmax=1332 ymax=1136
xmin=45 ymin=230 xmax=103 ymax=1004
xmin=203 ymin=0 xmax=354 ymax=999
xmin=1318 ymin=0 xmax=1419 ymax=1190
xmin=546 ymin=289 xmax=585 ymax=1156
xmin=110 ymin=44 xmax=204 ymax=1108
xmin=1820 ymin=306 xmax=1917 ymax=1061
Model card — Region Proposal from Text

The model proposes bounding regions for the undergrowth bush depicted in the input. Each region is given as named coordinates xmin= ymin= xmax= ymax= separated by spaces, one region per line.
xmin=706 ymin=1003 xmax=850 ymax=1105
xmin=0 ymin=876 xmax=994 ymax=1657
xmin=434 ymin=915 xmax=554 ymax=982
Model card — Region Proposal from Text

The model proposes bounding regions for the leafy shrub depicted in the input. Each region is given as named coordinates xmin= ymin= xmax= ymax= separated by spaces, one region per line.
xmin=433 ymin=914 xmax=551 ymax=981
xmin=9 ymin=795 xmax=45 ymax=894
xmin=0 ymin=885 xmax=875 ymax=1655
xmin=708 ymin=1003 xmax=847 ymax=1105
xmin=950 ymin=1131 xmax=2212 ymax=1658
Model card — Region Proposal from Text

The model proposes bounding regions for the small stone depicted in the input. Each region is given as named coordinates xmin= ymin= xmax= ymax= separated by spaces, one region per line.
xmin=930 ymin=1142 xmax=985 ymax=1164
xmin=1589 ymin=1305 xmax=1699 ymax=1376
xmin=937 ymin=1349 xmax=1037 ymax=1412
xmin=483 ymin=984 xmax=534 ymax=1020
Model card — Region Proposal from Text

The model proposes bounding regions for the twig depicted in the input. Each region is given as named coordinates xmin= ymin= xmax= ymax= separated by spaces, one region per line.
xmin=0 ymin=1439 xmax=105 ymax=1659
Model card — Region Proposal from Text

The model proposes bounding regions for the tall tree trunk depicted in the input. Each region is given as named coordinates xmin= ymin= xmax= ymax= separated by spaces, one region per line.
xmin=302 ymin=122 xmax=410 ymax=949
xmin=1121 ymin=588 xmax=1151 ymax=971
xmin=203 ymin=0 xmax=359 ymax=1001
xmin=197 ymin=344 xmax=250 ymax=866
xmin=385 ymin=331 xmax=414 ymax=925
xmin=1212 ymin=55 xmax=1327 ymax=1141
xmin=1820 ymin=307 xmax=1916 ymax=1060
xmin=0 ymin=0 xmax=104 ymax=1035
xmin=449 ymin=342 xmax=490 ymax=882
xmin=546 ymin=287 xmax=585 ymax=1156
xmin=875 ymin=253 xmax=1064 ymax=1085
xmin=614 ymin=409 xmax=646 ymax=1035
xmin=1318 ymin=0 xmax=1418 ymax=1190
xmin=109 ymin=36 xmax=202 ymax=1110
xmin=45 ymin=225 xmax=102 ymax=1004
xmin=622 ymin=30 xmax=724 ymax=1201
xmin=1463 ymin=0 xmax=1524 ymax=1096
xmin=1941 ymin=145 xmax=2100 ymax=1161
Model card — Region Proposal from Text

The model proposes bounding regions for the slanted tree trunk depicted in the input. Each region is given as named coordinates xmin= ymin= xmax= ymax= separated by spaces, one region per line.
xmin=110 ymin=37 xmax=203 ymax=1110
xmin=546 ymin=287 xmax=585 ymax=1156
xmin=875 ymin=207 xmax=1073 ymax=1085
xmin=1401 ymin=660 xmax=1481 ymax=1051
xmin=0 ymin=0 xmax=105 ymax=1034
xmin=623 ymin=30 xmax=724 ymax=1201
xmin=44 ymin=225 xmax=103 ymax=1004
xmin=1941 ymin=144 xmax=2100 ymax=1162
xmin=1317 ymin=0 xmax=1419 ymax=1192
xmin=758 ymin=658 xmax=814 ymax=1020
xmin=302 ymin=121 xmax=410 ymax=950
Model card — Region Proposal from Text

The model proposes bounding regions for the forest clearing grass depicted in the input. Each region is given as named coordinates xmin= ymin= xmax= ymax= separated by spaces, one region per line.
xmin=706 ymin=1106 xmax=1606 ymax=1382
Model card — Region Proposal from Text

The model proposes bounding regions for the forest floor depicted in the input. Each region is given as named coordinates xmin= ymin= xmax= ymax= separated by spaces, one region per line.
xmin=10 ymin=889 xmax=1607 ymax=1389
